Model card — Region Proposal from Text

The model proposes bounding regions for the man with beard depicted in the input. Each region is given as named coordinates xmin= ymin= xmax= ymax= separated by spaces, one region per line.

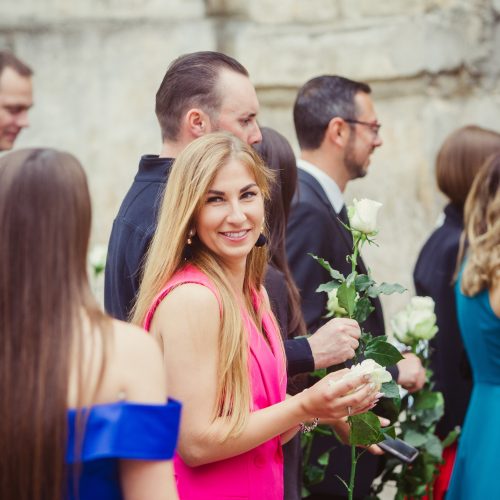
xmin=0 ymin=51 xmax=33 ymax=151
xmin=286 ymin=75 xmax=425 ymax=499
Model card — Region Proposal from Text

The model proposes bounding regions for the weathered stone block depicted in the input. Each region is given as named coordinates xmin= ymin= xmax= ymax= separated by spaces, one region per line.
xmin=1 ymin=0 xmax=205 ymax=21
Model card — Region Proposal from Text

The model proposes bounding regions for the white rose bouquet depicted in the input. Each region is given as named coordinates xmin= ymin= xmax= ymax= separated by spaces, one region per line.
xmin=391 ymin=296 xmax=438 ymax=345
xmin=377 ymin=299 xmax=459 ymax=500
xmin=89 ymin=244 xmax=107 ymax=277
xmin=307 ymin=198 xmax=406 ymax=500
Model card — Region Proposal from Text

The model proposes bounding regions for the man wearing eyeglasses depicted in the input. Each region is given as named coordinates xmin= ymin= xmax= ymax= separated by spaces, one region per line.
xmin=286 ymin=75 xmax=425 ymax=500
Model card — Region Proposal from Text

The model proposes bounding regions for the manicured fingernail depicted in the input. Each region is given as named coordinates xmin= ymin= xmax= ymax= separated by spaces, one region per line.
xmin=376 ymin=392 xmax=385 ymax=399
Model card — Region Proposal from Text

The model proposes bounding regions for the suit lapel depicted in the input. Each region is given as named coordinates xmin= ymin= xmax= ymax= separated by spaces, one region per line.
xmin=297 ymin=170 xmax=384 ymax=330
xmin=298 ymin=170 xmax=356 ymax=271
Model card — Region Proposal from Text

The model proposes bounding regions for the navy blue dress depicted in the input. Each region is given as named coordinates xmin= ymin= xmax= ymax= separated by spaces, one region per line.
xmin=66 ymin=399 xmax=181 ymax=500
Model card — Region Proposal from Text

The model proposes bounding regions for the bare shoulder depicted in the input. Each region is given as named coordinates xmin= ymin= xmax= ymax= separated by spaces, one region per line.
xmin=109 ymin=319 xmax=166 ymax=403
xmin=153 ymin=282 xmax=220 ymax=326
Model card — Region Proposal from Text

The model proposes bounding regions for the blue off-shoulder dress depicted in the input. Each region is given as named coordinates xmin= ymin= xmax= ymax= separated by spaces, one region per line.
xmin=447 ymin=278 xmax=500 ymax=499
xmin=66 ymin=398 xmax=181 ymax=500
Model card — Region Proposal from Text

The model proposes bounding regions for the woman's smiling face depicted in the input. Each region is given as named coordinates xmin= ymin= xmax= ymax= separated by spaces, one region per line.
xmin=195 ymin=157 xmax=265 ymax=268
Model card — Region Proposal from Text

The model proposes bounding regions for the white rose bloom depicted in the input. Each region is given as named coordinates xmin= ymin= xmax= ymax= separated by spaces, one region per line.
xmin=348 ymin=198 xmax=383 ymax=235
xmin=89 ymin=244 xmax=108 ymax=270
xmin=391 ymin=309 xmax=413 ymax=344
xmin=326 ymin=288 xmax=347 ymax=317
xmin=410 ymin=296 xmax=435 ymax=313
xmin=407 ymin=308 xmax=438 ymax=340
xmin=337 ymin=359 xmax=392 ymax=392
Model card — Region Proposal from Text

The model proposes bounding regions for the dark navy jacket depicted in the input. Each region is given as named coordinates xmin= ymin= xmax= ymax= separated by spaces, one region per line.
xmin=286 ymin=169 xmax=392 ymax=498
xmin=413 ymin=203 xmax=472 ymax=439
xmin=104 ymin=155 xmax=174 ymax=321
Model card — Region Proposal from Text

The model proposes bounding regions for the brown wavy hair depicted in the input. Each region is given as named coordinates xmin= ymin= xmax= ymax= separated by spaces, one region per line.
xmin=460 ymin=153 xmax=500 ymax=296
xmin=0 ymin=149 xmax=108 ymax=500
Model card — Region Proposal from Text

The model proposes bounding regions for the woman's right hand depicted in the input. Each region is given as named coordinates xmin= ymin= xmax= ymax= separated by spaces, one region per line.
xmin=299 ymin=369 xmax=380 ymax=421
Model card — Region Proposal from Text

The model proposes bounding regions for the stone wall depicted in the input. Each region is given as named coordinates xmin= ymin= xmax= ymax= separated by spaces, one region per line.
xmin=2 ymin=0 xmax=500 ymax=321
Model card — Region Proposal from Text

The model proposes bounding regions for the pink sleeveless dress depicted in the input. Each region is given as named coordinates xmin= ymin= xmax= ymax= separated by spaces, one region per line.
xmin=143 ymin=264 xmax=287 ymax=500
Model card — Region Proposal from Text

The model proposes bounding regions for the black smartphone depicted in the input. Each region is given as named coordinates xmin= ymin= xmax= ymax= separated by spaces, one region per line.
xmin=378 ymin=437 xmax=419 ymax=464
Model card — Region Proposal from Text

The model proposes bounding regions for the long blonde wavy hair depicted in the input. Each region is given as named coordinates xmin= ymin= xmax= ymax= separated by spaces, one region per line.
xmin=459 ymin=153 xmax=500 ymax=296
xmin=131 ymin=132 xmax=274 ymax=438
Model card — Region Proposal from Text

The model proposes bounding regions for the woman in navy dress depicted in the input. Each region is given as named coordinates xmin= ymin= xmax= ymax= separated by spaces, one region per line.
xmin=0 ymin=149 xmax=181 ymax=500
xmin=447 ymin=153 xmax=500 ymax=499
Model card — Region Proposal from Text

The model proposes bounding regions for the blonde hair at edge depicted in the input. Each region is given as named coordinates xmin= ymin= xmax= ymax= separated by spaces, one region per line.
xmin=461 ymin=154 xmax=500 ymax=296
xmin=132 ymin=132 xmax=276 ymax=439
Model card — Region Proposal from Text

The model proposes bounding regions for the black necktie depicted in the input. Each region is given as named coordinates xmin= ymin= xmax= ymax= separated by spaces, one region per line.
xmin=338 ymin=204 xmax=349 ymax=225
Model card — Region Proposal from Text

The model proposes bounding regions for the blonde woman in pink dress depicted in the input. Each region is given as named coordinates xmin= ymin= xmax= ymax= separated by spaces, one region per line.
xmin=132 ymin=133 xmax=380 ymax=500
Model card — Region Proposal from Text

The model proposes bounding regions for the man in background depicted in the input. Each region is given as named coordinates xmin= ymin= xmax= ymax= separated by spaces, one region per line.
xmin=104 ymin=51 xmax=262 ymax=321
xmin=0 ymin=51 xmax=33 ymax=151
xmin=287 ymin=75 xmax=426 ymax=499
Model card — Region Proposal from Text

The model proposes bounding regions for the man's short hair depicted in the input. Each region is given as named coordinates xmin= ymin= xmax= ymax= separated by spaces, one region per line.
xmin=293 ymin=75 xmax=371 ymax=150
xmin=0 ymin=51 xmax=33 ymax=80
xmin=155 ymin=51 xmax=249 ymax=142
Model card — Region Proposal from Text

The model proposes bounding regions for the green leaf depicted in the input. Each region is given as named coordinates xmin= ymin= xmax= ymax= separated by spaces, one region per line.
xmin=416 ymin=405 xmax=445 ymax=427
xmin=367 ymin=282 xmax=407 ymax=298
xmin=364 ymin=340 xmax=403 ymax=366
xmin=354 ymin=297 xmax=375 ymax=323
xmin=316 ymin=280 xmax=341 ymax=293
xmin=349 ymin=411 xmax=384 ymax=446
xmin=304 ymin=464 xmax=325 ymax=485
xmin=354 ymin=274 xmax=375 ymax=292
xmin=380 ymin=424 xmax=396 ymax=439
xmin=337 ymin=282 xmax=357 ymax=318
xmin=424 ymin=434 xmax=443 ymax=461
xmin=346 ymin=272 xmax=356 ymax=288
xmin=309 ymin=254 xmax=345 ymax=281
xmin=317 ymin=450 xmax=330 ymax=466
xmin=310 ymin=368 xmax=327 ymax=380
xmin=442 ymin=427 xmax=460 ymax=448
xmin=403 ymin=429 xmax=428 ymax=447
xmin=366 ymin=335 xmax=388 ymax=345
xmin=381 ymin=380 xmax=400 ymax=399
xmin=314 ymin=425 xmax=334 ymax=436
xmin=413 ymin=391 xmax=444 ymax=411
xmin=374 ymin=397 xmax=401 ymax=424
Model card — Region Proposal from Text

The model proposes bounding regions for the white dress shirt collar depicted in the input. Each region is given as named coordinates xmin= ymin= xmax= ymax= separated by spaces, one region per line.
xmin=297 ymin=158 xmax=345 ymax=214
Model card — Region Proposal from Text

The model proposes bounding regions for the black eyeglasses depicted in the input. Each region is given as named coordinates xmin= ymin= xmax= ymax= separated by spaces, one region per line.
xmin=343 ymin=119 xmax=381 ymax=136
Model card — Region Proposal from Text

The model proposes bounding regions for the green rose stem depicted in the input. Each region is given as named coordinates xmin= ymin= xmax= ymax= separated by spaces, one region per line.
xmin=347 ymin=231 xmax=363 ymax=500
xmin=348 ymin=422 xmax=357 ymax=500
xmin=350 ymin=232 xmax=363 ymax=275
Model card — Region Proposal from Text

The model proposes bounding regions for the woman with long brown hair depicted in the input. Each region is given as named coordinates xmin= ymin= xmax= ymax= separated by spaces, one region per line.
xmin=0 ymin=148 xmax=180 ymax=500
xmin=132 ymin=132 xmax=381 ymax=500
xmin=446 ymin=153 xmax=500 ymax=499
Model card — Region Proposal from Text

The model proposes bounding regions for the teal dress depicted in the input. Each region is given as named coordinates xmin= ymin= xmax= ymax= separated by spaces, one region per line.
xmin=447 ymin=278 xmax=500 ymax=499
xmin=66 ymin=398 xmax=181 ymax=499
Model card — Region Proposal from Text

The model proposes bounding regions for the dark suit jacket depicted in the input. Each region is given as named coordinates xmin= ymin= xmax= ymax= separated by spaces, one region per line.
xmin=286 ymin=169 xmax=389 ymax=498
xmin=413 ymin=203 xmax=472 ymax=439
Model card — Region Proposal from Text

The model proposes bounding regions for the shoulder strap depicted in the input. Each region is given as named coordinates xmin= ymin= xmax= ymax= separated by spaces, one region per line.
xmin=142 ymin=265 xmax=222 ymax=331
